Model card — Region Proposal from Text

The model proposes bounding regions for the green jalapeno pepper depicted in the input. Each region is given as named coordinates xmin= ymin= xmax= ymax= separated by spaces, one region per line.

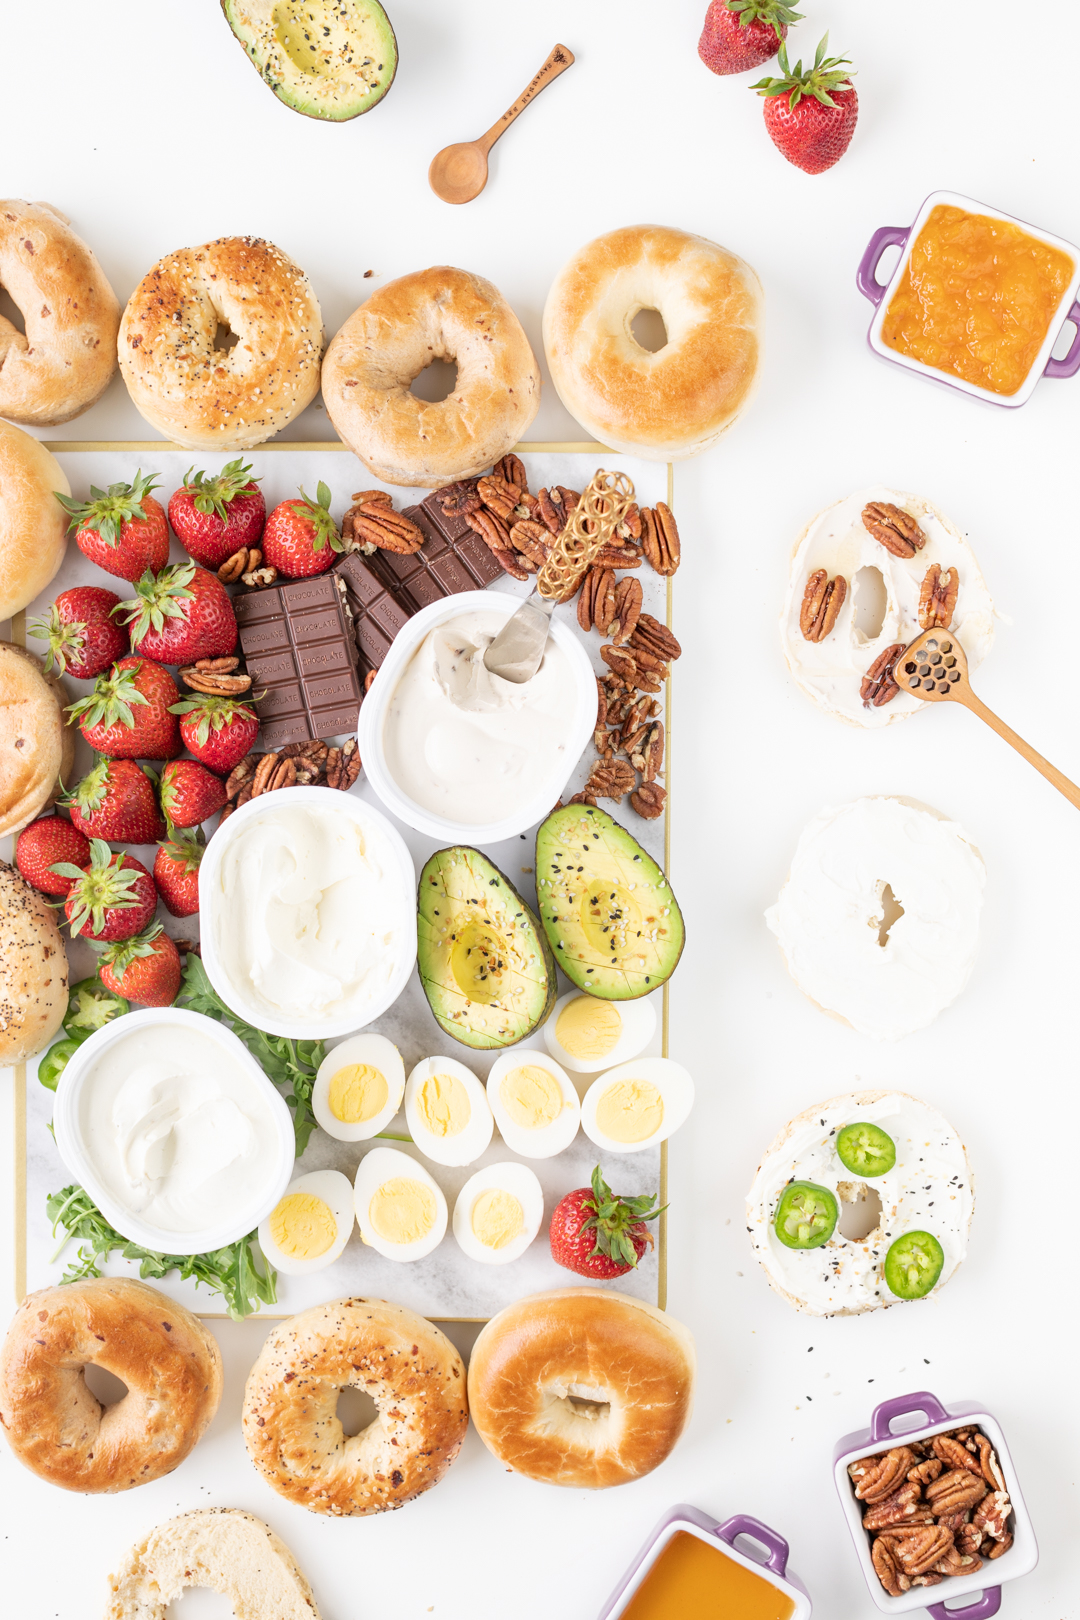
xmin=884 ymin=1230 xmax=944 ymax=1299
xmin=836 ymin=1121 xmax=896 ymax=1178
xmin=37 ymin=1038 xmax=84 ymax=1092
xmin=63 ymin=977 xmax=129 ymax=1040
xmin=774 ymin=1180 xmax=838 ymax=1249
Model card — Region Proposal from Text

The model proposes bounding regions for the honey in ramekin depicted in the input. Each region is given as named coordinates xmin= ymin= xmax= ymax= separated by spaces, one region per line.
xmin=621 ymin=1532 xmax=795 ymax=1620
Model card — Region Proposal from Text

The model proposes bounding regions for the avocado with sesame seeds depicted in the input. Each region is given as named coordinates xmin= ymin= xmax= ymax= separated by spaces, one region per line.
xmin=417 ymin=847 xmax=557 ymax=1050
xmin=534 ymin=804 xmax=685 ymax=1000
xmin=221 ymin=0 xmax=398 ymax=122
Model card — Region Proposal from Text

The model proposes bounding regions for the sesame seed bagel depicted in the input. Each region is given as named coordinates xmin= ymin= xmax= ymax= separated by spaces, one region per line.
xmin=0 ymin=859 xmax=68 ymax=1063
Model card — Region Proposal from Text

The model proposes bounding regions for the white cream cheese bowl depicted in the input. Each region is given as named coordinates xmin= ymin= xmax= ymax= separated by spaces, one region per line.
xmin=52 ymin=1008 xmax=296 ymax=1254
xmin=199 ymin=785 xmax=417 ymax=1040
xmin=358 ymin=590 xmax=599 ymax=843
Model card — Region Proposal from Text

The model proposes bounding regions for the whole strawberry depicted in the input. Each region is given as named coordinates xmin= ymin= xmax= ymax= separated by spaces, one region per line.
xmin=118 ymin=562 xmax=237 ymax=666
xmin=154 ymin=832 xmax=203 ymax=917
xmin=169 ymin=693 xmax=259 ymax=775
xmin=752 ymin=34 xmax=858 ymax=174
xmin=16 ymin=817 xmax=92 ymax=897
xmin=55 ymin=471 xmax=171 ymax=583
xmin=29 ymin=586 xmax=128 ymax=679
xmin=52 ymin=839 xmax=157 ymax=942
xmin=97 ymin=923 xmax=181 ymax=1008
xmin=64 ymin=758 xmax=166 ymax=844
xmin=68 ymin=657 xmax=181 ymax=760
xmin=549 ymin=1166 xmax=664 ymax=1280
xmin=160 ymin=758 xmax=228 ymax=829
xmin=262 ymin=482 xmax=342 ymax=578
xmin=168 ymin=459 xmax=266 ymax=569
xmin=699 ymin=0 xmax=801 ymax=75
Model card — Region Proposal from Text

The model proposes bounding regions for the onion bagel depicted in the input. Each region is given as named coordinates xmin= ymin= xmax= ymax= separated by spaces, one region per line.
xmin=321 ymin=266 xmax=540 ymax=487
xmin=543 ymin=224 xmax=763 ymax=460
xmin=119 ymin=236 xmax=324 ymax=450
xmin=0 ymin=200 xmax=120 ymax=426
xmin=0 ymin=1277 xmax=222 ymax=1492
xmin=0 ymin=860 xmax=68 ymax=1063
xmin=107 ymin=1509 xmax=321 ymax=1620
xmin=0 ymin=642 xmax=74 ymax=836
xmin=0 ymin=423 xmax=70 ymax=621
xmin=467 ymin=1288 xmax=695 ymax=1488
xmin=242 ymin=1297 xmax=468 ymax=1515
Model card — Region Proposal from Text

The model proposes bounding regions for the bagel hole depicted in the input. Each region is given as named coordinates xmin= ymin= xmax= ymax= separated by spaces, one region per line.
xmin=83 ymin=1363 xmax=129 ymax=1407
xmin=837 ymin=1182 xmax=883 ymax=1243
xmin=567 ymin=1396 xmax=611 ymax=1420
xmin=166 ymin=1590 xmax=237 ymax=1618
xmin=410 ymin=357 xmax=458 ymax=403
xmin=630 ymin=307 xmax=668 ymax=353
xmin=337 ymin=1384 xmax=380 ymax=1437
xmin=852 ymin=566 xmax=888 ymax=641
xmin=213 ymin=322 xmax=239 ymax=354
xmin=875 ymin=882 xmax=905 ymax=947
xmin=0 ymin=286 xmax=26 ymax=336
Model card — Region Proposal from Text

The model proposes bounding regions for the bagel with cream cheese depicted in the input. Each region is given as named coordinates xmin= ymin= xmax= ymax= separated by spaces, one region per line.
xmin=106 ymin=1508 xmax=321 ymax=1620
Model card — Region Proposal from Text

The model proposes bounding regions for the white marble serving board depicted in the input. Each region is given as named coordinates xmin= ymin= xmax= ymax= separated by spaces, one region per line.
xmin=13 ymin=445 xmax=676 ymax=1319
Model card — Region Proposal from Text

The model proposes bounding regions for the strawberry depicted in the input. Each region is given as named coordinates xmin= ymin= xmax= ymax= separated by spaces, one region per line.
xmin=168 ymin=459 xmax=265 ymax=569
xmin=97 ymin=923 xmax=181 ymax=1007
xmin=262 ymin=482 xmax=342 ymax=578
xmin=154 ymin=831 xmax=203 ymax=917
xmin=52 ymin=839 xmax=157 ymax=941
xmin=55 ymin=471 xmax=171 ymax=583
xmin=29 ymin=586 xmax=128 ymax=680
xmin=63 ymin=758 xmax=166 ymax=844
xmin=117 ymin=561 xmax=237 ymax=666
xmin=160 ymin=758 xmax=228 ymax=828
xmin=549 ymin=1166 xmax=664 ymax=1280
xmin=68 ymin=657 xmax=182 ymax=760
xmin=169 ymin=693 xmax=259 ymax=775
xmin=698 ymin=0 xmax=801 ymax=75
xmin=15 ymin=817 xmax=92 ymax=897
xmin=752 ymin=34 xmax=858 ymax=174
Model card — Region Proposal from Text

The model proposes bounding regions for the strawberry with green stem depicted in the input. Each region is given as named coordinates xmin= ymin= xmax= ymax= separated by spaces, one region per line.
xmin=699 ymin=0 xmax=802 ymax=76
xmin=752 ymin=34 xmax=858 ymax=174
xmin=154 ymin=831 xmax=203 ymax=918
xmin=55 ymin=471 xmax=171 ymax=583
xmin=29 ymin=586 xmax=127 ymax=680
xmin=168 ymin=459 xmax=266 ymax=569
xmin=15 ymin=817 xmax=92 ymax=897
xmin=52 ymin=839 xmax=157 ymax=942
xmin=160 ymin=758 xmax=228 ymax=828
xmin=169 ymin=693 xmax=259 ymax=775
xmin=262 ymin=482 xmax=343 ymax=579
xmin=68 ymin=657 xmax=181 ymax=760
xmin=117 ymin=562 xmax=237 ymax=666
xmin=97 ymin=923 xmax=182 ymax=1007
xmin=64 ymin=758 xmax=166 ymax=844
xmin=549 ymin=1166 xmax=665 ymax=1279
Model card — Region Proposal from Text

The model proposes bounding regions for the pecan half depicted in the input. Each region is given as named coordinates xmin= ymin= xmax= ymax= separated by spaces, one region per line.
xmin=908 ymin=1457 xmax=944 ymax=1486
xmin=583 ymin=758 xmax=636 ymax=801
xmin=885 ymin=1526 xmax=955 ymax=1578
xmin=477 ymin=473 xmax=521 ymax=522
xmin=593 ymin=570 xmax=618 ymax=634
xmin=492 ymin=453 xmax=527 ymax=491
xmin=609 ymin=577 xmax=643 ymax=645
xmin=465 ymin=506 xmax=513 ymax=554
xmin=851 ymin=1448 xmax=916 ymax=1503
xmin=800 ymin=568 xmax=848 ymax=642
xmin=508 ymin=518 xmax=550 ymax=567
xmin=630 ymin=781 xmax=667 ymax=820
xmin=594 ymin=677 xmax=608 ymax=733
xmin=641 ymin=503 xmax=681 ymax=576
xmin=860 ymin=642 xmax=904 ymax=707
xmin=973 ymin=1491 xmax=1011 ymax=1543
xmin=536 ymin=486 xmax=578 ymax=536
xmin=629 ymin=614 xmax=681 ymax=662
xmin=225 ymin=755 xmax=259 ymax=800
xmin=326 ymin=738 xmax=361 ymax=791
xmin=344 ymin=498 xmax=424 ymax=555
xmin=919 ymin=563 xmax=960 ymax=630
xmin=635 ymin=723 xmax=665 ymax=785
xmin=280 ymin=739 xmax=329 ymax=764
xmin=352 ymin=489 xmax=393 ymax=508
xmin=933 ymin=1546 xmax=981 ymax=1578
xmin=925 ymin=1470 xmax=988 ymax=1517
xmin=863 ymin=1483 xmax=935 ymax=1531
xmin=872 ymin=1536 xmax=910 ymax=1596
xmin=973 ymin=1435 xmax=1006 ymax=1492
xmin=615 ymin=504 xmax=643 ymax=543
xmin=218 ymin=547 xmax=262 ymax=583
xmin=251 ymin=753 xmax=297 ymax=796
xmin=932 ymin=1435 xmax=985 ymax=1477
xmin=956 ymin=1522 xmax=985 ymax=1558
xmin=179 ymin=660 xmax=252 ymax=695
xmin=435 ymin=480 xmax=482 ymax=519
xmin=862 ymin=501 xmax=926 ymax=558
xmin=987 ymin=1533 xmax=1013 ymax=1559
xmin=593 ymin=542 xmax=642 ymax=569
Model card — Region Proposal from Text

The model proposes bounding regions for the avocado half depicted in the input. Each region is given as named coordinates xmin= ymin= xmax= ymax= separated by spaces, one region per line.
xmin=417 ymin=847 xmax=557 ymax=1051
xmin=222 ymin=0 xmax=398 ymax=121
xmin=535 ymin=804 xmax=685 ymax=1000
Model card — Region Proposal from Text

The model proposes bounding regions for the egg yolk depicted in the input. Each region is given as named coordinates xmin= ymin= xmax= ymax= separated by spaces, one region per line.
xmin=329 ymin=1062 xmax=389 ymax=1124
xmin=267 ymin=1192 xmax=337 ymax=1260
xmin=369 ymin=1177 xmax=436 ymax=1245
xmin=471 ymin=1187 xmax=524 ymax=1250
xmin=416 ymin=1073 xmax=471 ymax=1138
xmin=556 ymin=996 xmax=623 ymax=1061
xmin=595 ymin=1079 xmax=664 ymax=1143
xmin=500 ymin=1065 xmax=564 ymax=1130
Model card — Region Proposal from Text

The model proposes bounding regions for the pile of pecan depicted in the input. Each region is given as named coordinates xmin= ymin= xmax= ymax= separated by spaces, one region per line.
xmin=850 ymin=1426 xmax=1014 ymax=1596
xmin=219 ymin=738 xmax=360 ymax=822
xmin=565 ymin=613 xmax=681 ymax=821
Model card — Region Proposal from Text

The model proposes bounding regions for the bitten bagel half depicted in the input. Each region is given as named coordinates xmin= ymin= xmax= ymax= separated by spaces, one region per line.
xmin=0 ymin=860 xmax=68 ymax=1062
xmin=0 ymin=200 xmax=120 ymax=426
xmin=0 ymin=423 xmax=70 ymax=620
xmin=0 ymin=642 xmax=74 ymax=836
xmin=106 ymin=1509 xmax=321 ymax=1620
xmin=467 ymin=1287 xmax=695 ymax=1488
xmin=119 ymin=236 xmax=324 ymax=450
xmin=322 ymin=266 xmax=540 ymax=486
xmin=543 ymin=224 xmax=763 ymax=459
xmin=0 ymin=1277 xmax=222 ymax=1491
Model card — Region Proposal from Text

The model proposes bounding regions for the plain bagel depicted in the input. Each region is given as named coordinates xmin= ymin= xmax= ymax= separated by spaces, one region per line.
xmin=321 ymin=266 xmax=540 ymax=486
xmin=467 ymin=1287 xmax=695 ymax=1488
xmin=118 ymin=236 xmax=324 ymax=450
xmin=543 ymin=224 xmax=763 ymax=460
xmin=242 ymin=1297 xmax=468 ymax=1515
xmin=0 ymin=200 xmax=120 ymax=426
xmin=106 ymin=1509 xmax=321 ymax=1620
xmin=0 ymin=423 xmax=70 ymax=620
xmin=0 ymin=1276 xmax=222 ymax=1492
xmin=0 ymin=860 xmax=68 ymax=1063
xmin=0 ymin=642 xmax=75 ymax=836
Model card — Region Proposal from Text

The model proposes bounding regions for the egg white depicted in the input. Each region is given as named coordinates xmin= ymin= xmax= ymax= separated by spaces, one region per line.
xmin=581 ymin=1057 xmax=695 ymax=1154
xmin=452 ymin=1162 xmax=545 ymax=1264
xmin=353 ymin=1146 xmax=448 ymax=1261
xmin=258 ymin=1169 xmax=355 ymax=1276
xmin=404 ymin=1056 xmax=494 ymax=1167
xmin=485 ymin=1049 xmax=580 ymax=1159
xmin=543 ymin=990 xmax=656 ymax=1073
xmin=312 ymin=1033 xmax=406 ymax=1142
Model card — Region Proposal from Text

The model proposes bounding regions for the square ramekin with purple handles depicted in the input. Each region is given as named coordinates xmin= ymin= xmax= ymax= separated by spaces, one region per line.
xmin=857 ymin=189 xmax=1080 ymax=409
xmin=834 ymin=1390 xmax=1038 ymax=1618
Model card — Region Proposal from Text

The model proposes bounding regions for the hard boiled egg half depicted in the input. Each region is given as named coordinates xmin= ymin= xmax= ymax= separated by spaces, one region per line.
xmin=258 ymin=1169 xmax=354 ymax=1275
xmin=452 ymin=1163 xmax=545 ymax=1264
xmin=312 ymin=1033 xmax=406 ymax=1142
xmin=486 ymin=1049 xmax=580 ymax=1159
xmin=353 ymin=1147 xmax=447 ymax=1261
xmin=544 ymin=989 xmax=656 ymax=1073
xmin=404 ymin=1056 xmax=494 ymax=1167
xmin=581 ymin=1058 xmax=695 ymax=1154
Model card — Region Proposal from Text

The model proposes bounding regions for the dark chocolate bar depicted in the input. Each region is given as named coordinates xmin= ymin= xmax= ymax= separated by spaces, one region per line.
xmin=233 ymin=573 xmax=363 ymax=748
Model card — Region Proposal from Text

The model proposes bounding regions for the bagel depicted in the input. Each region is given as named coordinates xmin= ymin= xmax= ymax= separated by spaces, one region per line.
xmin=0 ymin=860 xmax=68 ymax=1062
xmin=0 ymin=200 xmax=120 ymax=426
xmin=467 ymin=1287 xmax=695 ymax=1488
xmin=0 ymin=1276 xmax=222 ymax=1492
xmin=242 ymin=1297 xmax=468 ymax=1515
xmin=0 ymin=423 xmax=70 ymax=620
xmin=543 ymin=224 xmax=763 ymax=460
xmin=106 ymin=1509 xmax=321 ymax=1620
xmin=321 ymin=266 xmax=540 ymax=486
xmin=118 ymin=236 xmax=324 ymax=450
xmin=0 ymin=642 xmax=75 ymax=836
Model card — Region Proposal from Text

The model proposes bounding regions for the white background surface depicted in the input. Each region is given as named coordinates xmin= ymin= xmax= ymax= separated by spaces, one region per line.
xmin=1 ymin=2 xmax=1078 ymax=1616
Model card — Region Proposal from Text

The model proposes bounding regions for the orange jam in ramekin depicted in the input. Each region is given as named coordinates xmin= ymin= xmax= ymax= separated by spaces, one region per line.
xmin=882 ymin=203 xmax=1074 ymax=396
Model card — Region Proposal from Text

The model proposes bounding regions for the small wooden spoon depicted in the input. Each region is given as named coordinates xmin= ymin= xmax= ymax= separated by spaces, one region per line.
xmin=429 ymin=44 xmax=575 ymax=205
xmin=897 ymin=627 xmax=1080 ymax=810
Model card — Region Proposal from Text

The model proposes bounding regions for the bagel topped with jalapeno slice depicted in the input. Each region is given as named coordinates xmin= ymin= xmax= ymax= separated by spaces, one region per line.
xmin=746 ymin=1089 xmax=974 ymax=1317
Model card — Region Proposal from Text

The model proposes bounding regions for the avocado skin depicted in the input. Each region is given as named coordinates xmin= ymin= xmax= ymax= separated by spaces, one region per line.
xmin=417 ymin=847 xmax=557 ymax=1051
xmin=221 ymin=0 xmax=398 ymax=123
xmin=534 ymin=804 xmax=685 ymax=1001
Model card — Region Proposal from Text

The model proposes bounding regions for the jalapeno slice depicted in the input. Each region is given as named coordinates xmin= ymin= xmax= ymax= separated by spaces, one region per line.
xmin=884 ymin=1231 xmax=944 ymax=1299
xmin=63 ymin=976 xmax=129 ymax=1040
xmin=774 ymin=1180 xmax=839 ymax=1249
xmin=836 ymin=1121 xmax=896 ymax=1178
xmin=37 ymin=1038 xmax=84 ymax=1092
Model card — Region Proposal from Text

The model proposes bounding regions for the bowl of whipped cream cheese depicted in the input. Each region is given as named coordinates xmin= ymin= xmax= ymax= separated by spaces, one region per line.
xmin=200 ymin=787 xmax=417 ymax=1040
xmin=358 ymin=591 xmax=598 ymax=842
xmin=53 ymin=1008 xmax=296 ymax=1253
